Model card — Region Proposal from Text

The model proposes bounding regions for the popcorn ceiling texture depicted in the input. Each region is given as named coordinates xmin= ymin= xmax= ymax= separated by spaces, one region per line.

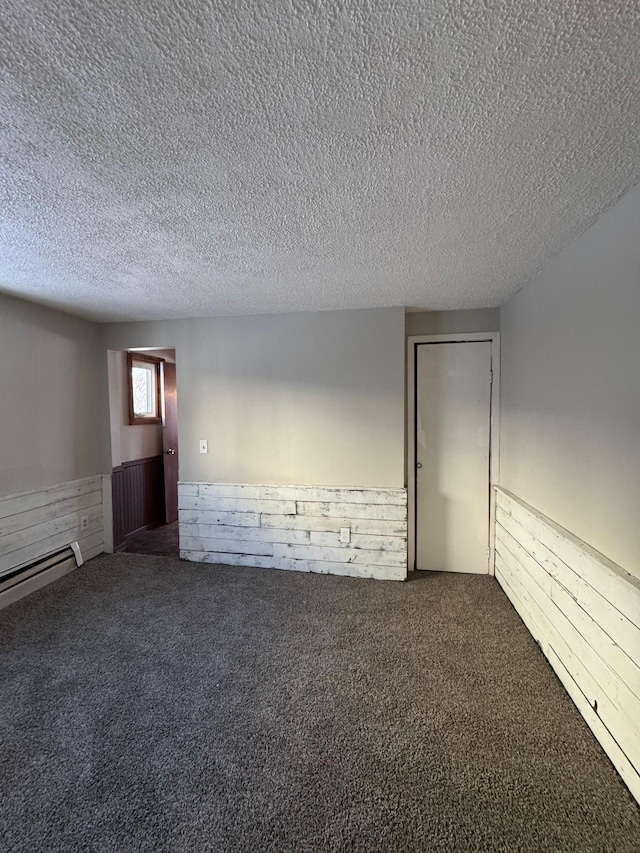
xmin=1 ymin=0 xmax=640 ymax=322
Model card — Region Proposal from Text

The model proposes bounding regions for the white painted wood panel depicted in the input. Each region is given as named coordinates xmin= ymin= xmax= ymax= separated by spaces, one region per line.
xmin=496 ymin=561 xmax=640 ymax=805
xmin=497 ymin=555 xmax=640 ymax=788
xmin=277 ymin=557 xmax=406 ymax=580
xmin=494 ymin=486 xmax=640 ymax=804
xmin=0 ymin=505 xmax=103 ymax=558
xmin=0 ymin=491 xmax=103 ymax=538
xmin=497 ymin=516 xmax=640 ymax=697
xmin=0 ymin=518 xmax=104 ymax=575
xmin=260 ymin=514 xmax=407 ymax=536
xmin=495 ymin=547 xmax=640 ymax=765
xmin=0 ymin=477 xmax=105 ymax=607
xmin=178 ymin=484 xmax=199 ymax=497
xmin=192 ymin=483 xmax=407 ymax=505
xmin=295 ymin=501 xmax=406 ymax=520
xmin=498 ymin=489 xmax=640 ymax=628
xmin=180 ymin=536 xmax=273 ymax=557
xmin=496 ymin=555 xmax=640 ymax=805
xmin=179 ymin=496 xmax=297 ymax=515
xmin=547 ymin=647 xmax=640 ymax=806
xmin=273 ymin=543 xmax=406 ymax=568
xmin=179 ymin=523 xmax=310 ymax=545
xmin=180 ymin=551 xmax=284 ymax=570
xmin=83 ymin=542 xmax=106 ymax=562
xmin=73 ymin=530 xmax=104 ymax=559
xmin=180 ymin=551 xmax=406 ymax=581
xmin=178 ymin=510 xmax=261 ymax=528
xmin=497 ymin=506 xmax=640 ymax=668
xmin=309 ymin=531 xmax=406 ymax=551
xmin=0 ymin=476 xmax=102 ymax=520
xmin=178 ymin=482 xmax=407 ymax=581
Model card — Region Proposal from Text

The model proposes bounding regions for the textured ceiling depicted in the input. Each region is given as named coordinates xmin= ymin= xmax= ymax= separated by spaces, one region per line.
xmin=1 ymin=0 xmax=640 ymax=322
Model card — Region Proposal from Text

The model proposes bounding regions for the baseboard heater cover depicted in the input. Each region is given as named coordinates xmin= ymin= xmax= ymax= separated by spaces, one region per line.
xmin=0 ymin=541 xmax=84 ymax=605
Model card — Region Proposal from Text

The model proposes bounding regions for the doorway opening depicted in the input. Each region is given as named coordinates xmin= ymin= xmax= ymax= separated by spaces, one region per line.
xmin=406 ymin=333 xmax=500 ymax=575
xmin=107 ymin=348 xmax=179 ymax=558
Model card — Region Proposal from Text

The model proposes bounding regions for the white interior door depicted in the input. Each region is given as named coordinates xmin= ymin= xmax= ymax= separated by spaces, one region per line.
xmin=415 ymin=341 xmax=492 ymax=573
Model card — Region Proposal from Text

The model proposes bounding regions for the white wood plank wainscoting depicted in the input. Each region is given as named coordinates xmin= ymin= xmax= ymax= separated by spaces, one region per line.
xmin=0 ymin=476 xmax=105 ymax=609
xmin=494 ymin=487 xmax=640 ymax=804
xmin=178 ymin=483 xmax=407 ymax=581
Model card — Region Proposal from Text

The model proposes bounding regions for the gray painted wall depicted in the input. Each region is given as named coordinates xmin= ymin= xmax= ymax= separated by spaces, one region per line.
xmin=500 ymin=183 xmax=640 ymax=575
xmin=105 ymin=307 xmax=405 ymax=488
xmin=405 ymin=308 xmax=500 ymax=337
xmin=0 ymin=293 xmax=110 ymax=497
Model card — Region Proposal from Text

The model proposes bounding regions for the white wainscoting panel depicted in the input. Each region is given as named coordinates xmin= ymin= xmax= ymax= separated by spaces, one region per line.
xmin=494 ymin=487 xmax=640 ymax=804
xmin=179 ymin=483 xmax=407 ymax=581
xmin=0 ymin=476 xmax=105 ymax=606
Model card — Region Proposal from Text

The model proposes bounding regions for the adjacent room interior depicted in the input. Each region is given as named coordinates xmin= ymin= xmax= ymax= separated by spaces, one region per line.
xmin=107 ymin=347 xmax=180 ymax=556
xmin=1 ymin=1 xmax=639 ymax=850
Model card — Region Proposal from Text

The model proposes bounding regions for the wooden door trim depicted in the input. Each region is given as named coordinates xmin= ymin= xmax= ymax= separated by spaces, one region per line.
xmin=162 ymin=361 xmax=179 ymax=524
xmin=127 ymin=351 xmax=164 ymax=425
xmin=406 ymin=332 xmax=500 ymax=576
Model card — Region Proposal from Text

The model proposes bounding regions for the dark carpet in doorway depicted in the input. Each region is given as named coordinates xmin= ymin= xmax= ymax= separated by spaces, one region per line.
xmin=0 ymin=553 xmax=638 ymax=852
xmin=123 ymin=520 xmax=179 ymax=558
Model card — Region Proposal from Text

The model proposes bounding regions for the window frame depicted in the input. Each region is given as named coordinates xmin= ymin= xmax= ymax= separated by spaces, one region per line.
xmin=127 ymin=352 xmax=163 ymax=425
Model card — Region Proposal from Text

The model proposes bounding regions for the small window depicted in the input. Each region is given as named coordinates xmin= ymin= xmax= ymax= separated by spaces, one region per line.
xmin=127 ymin=352 xmax=162 ymax=425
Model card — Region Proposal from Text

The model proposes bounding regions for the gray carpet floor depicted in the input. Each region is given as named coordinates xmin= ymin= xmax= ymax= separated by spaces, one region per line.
xmin=1 ymin=554 xmax=638 ymax=852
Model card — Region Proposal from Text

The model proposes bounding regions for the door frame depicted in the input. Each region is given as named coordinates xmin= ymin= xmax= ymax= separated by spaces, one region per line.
xmin=103 ymin=345 xmax=179 ymax=553
xmin=406 ymin=332 xmax=500 ymax=575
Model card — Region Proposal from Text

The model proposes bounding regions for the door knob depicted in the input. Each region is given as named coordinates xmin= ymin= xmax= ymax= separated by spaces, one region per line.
xmin=165 ymin=448 xmax=176 ymax=455
xmin=416 ymin=462 xmax=422 ymax=468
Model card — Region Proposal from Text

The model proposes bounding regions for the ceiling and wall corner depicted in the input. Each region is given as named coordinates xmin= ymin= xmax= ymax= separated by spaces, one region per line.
xmin=2 ymin=0 xmax=640 ymax=322
xmin=405 ymin=309 xmax=500 ymax=337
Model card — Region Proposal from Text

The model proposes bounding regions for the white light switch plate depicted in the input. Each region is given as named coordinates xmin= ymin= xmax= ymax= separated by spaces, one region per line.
xmin=199 ymin=439 xmax=208 ymax=454
xmin=339 ymin=527 xmax=351 ymax=544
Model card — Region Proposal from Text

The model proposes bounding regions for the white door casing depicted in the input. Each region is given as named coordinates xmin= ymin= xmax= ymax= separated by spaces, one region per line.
xmin=407 ymin=333 xmax=500 ymax=575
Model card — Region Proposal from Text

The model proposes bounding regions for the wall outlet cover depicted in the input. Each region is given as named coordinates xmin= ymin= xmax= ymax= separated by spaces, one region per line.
xmin=339 ymin=527 xmax=351 ymax=544
xmin=80 ymin=515 xmax=89 ymax=531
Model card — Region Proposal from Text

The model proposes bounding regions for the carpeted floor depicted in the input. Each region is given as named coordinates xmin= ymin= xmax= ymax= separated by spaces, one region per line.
xmin=1 ymin=554 xmax=638 ymax=852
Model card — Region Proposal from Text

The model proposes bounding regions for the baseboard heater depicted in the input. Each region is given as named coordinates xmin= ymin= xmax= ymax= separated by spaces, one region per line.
xmin=0 ymin=541 xmax=84 ymax=610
